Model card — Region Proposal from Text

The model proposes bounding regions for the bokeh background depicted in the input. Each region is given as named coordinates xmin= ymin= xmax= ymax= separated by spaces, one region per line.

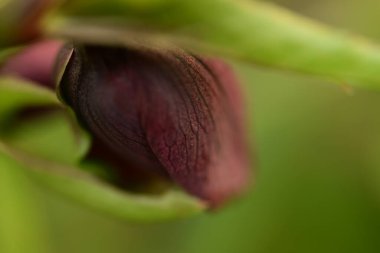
xmin=6 ymin=0 xmax=380 ymax=252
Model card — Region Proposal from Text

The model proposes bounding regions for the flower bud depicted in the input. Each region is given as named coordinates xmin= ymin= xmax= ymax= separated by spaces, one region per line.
xmin=58 ymin=45 xmax=250 ymax=207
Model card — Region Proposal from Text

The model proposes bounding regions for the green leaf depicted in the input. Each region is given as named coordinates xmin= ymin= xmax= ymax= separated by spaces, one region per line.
xmin=0 ymin=77 xmax=90 ymax=164
xmin=0 ymin=142 xmax=206 ymax=222
xmin=0 ymin=77 xmax=59 ymax=120
xmin=2 ymin=111 xmax=90 ymax=165
xmin=0 ymin=150 xmax=50 ymax=253
xmin=45 ymin=0 xmax=380 ymax=89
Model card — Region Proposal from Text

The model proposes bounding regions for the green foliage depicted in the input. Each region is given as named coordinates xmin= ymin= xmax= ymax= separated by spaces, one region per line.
xmin=0 ymin=77 xmax=90 ymax=164
xmin=45 ymin=0 xmax=380 ymax=89
xmin=0 ymin=77 xmax=59 ymax=120
xmin=1 ymin=111 xmax=90 ymax=164
xmin=0 ymin=142 xmax=206 ymax=222
xmin=0 ymin=151 xmax=50 ymax=253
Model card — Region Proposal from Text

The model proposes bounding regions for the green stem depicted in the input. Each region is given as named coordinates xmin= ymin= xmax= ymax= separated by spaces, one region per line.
xmin=45 ymin=0 xmax=380 ymax=89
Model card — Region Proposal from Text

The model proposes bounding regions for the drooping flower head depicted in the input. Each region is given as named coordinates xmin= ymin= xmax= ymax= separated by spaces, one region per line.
xmin=0 ymin=40 xmax=250 ymax=207
xmin=59 ymin=45 xmax=250 ymax=207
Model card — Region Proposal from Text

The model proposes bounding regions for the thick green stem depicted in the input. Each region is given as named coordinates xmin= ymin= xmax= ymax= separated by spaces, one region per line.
xmin=45 ymin=0 xmax=380 ymax=89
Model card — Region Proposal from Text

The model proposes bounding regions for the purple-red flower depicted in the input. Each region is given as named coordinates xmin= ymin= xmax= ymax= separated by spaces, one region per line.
xmin=1 ymin=41 xmax=250 ymax=207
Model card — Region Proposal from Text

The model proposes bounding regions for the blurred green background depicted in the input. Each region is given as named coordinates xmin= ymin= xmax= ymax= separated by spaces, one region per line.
xmin=5 ymin=0 xmax=380 ymax=252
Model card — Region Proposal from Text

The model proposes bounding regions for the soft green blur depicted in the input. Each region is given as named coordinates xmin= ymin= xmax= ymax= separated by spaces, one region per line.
xmin=4 ymin=0 xmax=380 ymax=252
xmin=0 ymin=151 xmax=50 ymax=253
xmin=47 ymin=0 xmax=380 ymax=89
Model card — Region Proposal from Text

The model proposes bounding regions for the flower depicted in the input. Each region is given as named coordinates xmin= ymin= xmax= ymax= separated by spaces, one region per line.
xmin=1 ymin=41 xmax=250 ymax=207
xmin=59 ymin=45 xmax=250 ymax=207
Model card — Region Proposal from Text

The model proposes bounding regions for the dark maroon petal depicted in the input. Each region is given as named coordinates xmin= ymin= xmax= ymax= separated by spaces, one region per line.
xmin=0 ymin=40 xmax=64 ymax=87
xmin=59 ymin=45 xmax=250 ymax=207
